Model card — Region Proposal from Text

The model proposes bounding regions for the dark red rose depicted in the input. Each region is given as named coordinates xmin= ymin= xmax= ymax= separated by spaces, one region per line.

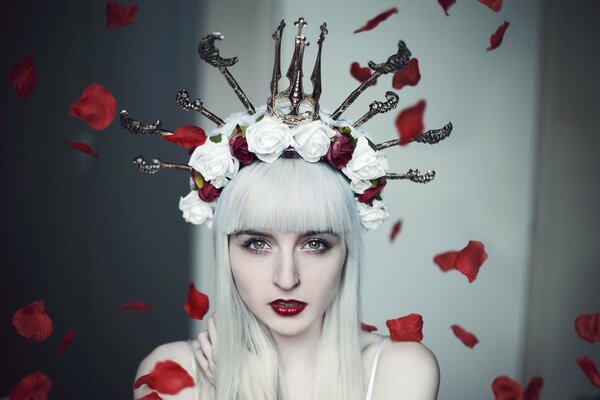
xmin=229 ymin=126 xmax=254 ymax=165
xmin=191 ymin=170 xmax=221 ymax=202
xmin=326 ymin=130 xmax=354 ymax=169
xmin=358 ymin=178 xmax=387 ymax=206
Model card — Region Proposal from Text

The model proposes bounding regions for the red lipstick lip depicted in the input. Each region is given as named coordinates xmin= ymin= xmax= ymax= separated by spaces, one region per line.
xmin=269 ymin=299 xmax=307 ymax=316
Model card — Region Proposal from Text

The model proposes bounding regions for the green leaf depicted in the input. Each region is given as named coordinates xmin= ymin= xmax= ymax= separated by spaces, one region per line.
xmin=209 ymin=134 xmax=223 ymax=144
xmin=255 ymin=114 xmax=265 ymax=122
xmin=193 ymin=170 xmax=205 ymax=189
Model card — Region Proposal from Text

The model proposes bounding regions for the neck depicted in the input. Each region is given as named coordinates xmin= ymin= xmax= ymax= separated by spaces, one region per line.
xmin=271 ymin=316 xmax=324 ymax=374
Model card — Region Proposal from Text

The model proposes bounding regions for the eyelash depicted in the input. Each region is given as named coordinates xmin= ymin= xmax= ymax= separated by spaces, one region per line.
xmin=241 ymin=237 xmax=331 ymax=254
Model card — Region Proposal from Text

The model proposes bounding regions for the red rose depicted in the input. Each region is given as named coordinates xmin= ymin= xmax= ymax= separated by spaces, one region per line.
xmin=191 ymin=170 xmax=221 ymax=202
xmin=326 ymin=130 xmax=354 ymax=169
xmin=229 ymin=126 xmax=254 ymax=165
xmin=358 ymin=178 xmax=387 ymax=206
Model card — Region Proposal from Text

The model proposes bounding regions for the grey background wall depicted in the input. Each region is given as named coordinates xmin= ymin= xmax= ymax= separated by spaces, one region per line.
xmin=2 ymin=1 xmax=599 ymax=399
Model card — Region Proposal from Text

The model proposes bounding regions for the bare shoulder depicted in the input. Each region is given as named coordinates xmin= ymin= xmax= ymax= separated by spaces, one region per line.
xmin=134 ymin=341 xmax=202 ymax=400
xmin=371 ymin=338 xmax=440 ymax=400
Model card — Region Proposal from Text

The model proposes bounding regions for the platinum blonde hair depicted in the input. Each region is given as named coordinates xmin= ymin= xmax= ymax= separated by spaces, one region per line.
xmin=212 ymin=158 xmax=365 ymax=400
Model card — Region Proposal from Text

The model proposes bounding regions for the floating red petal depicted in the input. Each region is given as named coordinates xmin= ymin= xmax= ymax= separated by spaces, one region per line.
xmin=386 ymin=313 xmax=423 ymax=342
xmin=479 ymin=0 xmax=503 ymax=12
xmin=9 ymin=54 xmax=37 ymax=99
xmin=455 ymin=240 xmax=488 ymax=282
xmin=451 ymin=324 xmax=479 ymax=348
xmin=56 ymin=328 xmax=77 ymax=357
xmin=9 ymin=372 xmax=52 ymax=400
xmin=487 ymin=21 xmax=510 ymax=51
xmin=354 ymin=8 xmax=398 ymax=34
xmin=575 ymin=313 xmax=600 ymax=344
xmin=523 ymin=376 xmax=544 ymax=400
xmin=395 ymin=99 xmax=426 ymax=145
xmin=64 ymin=139 xmax=99 ymax=159
xmin=164 ymin=126 xmax=207 ymax=148
xmin=184 ymin=282 xmax=209 ymax=320
xmin=389 ymin=220 xmax=402 ymax=243
xmin=133 ymin=360 xmax=195 ymax=395
xmin=392 ymin=58 xmax=421 ymax=90
xmin=491 ymin=375 xmax=522 ymax=400
xmin=433 ymin=250 xmax=459 ymax=272
xmin=136 ymin=392 xmax=163 ymax=400
xmin=121 ymin=301 xmax=152 ymax=312
xmin=438 ymin=0 xmax=456 ymax=16
xmin=577 ymin=356 xmax=600 ymax=388
xmin=361 ymin=322 xmax=378 ymax=332
xmin=69 ymin=83 xmax=117 ymax=130
xmin=350 ymin=62 xmax=376 ymax=86
xmin=12 ymin=300 xmax=53 ymax=342
xmin=106 ymin=1 xmax=138 ymax=28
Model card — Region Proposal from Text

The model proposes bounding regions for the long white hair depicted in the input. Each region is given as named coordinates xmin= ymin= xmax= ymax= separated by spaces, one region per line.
xmin=212 ymin=157 xmax=365 ymax=400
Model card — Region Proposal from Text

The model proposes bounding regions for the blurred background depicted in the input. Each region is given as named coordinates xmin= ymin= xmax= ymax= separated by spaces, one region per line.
xmin=1 ymin=0 xmax=599 ymax=399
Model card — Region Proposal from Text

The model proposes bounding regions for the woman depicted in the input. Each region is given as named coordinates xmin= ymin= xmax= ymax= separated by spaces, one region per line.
xmin=133 ymin=158 xmax=440 ymax=400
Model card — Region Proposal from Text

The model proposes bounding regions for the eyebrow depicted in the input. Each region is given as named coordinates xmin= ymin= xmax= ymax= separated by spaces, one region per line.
xmin=231 ymin=229 xmax=338 ymax=238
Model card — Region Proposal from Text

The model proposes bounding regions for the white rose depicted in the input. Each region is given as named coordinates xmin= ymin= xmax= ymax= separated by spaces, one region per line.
xmin=188 ymin=136 xmax=239 ymax=181
xmin=291 ymin=121 xmax=336 ymax=162
xmin=246 ymin=117 xmax=293 ymax=163
xmin=217 ymin=111 xmax=258 ymax=137
xmin=350 ymin=179 xmax=372 ymax=194
xmin=179 ymin=191 xmax=214 ymax=228
xmin=342 ymin=136 xmax=388 ymax=181
xmin=356 ymin=199 xmax=390 ymax=231
xmin=210 ymin=176 xmax=229 ymax=189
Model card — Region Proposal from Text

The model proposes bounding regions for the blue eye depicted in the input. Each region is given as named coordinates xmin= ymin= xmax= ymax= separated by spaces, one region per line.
xmin=303 ymin=239 xmax=328 ymax=252
xmin=243 ymin=238 xmax=271 ymax=253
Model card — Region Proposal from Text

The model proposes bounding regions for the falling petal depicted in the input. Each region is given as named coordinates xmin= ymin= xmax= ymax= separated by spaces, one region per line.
xmin=450 ymin=324 xmax=479 ymax=348
xmin=523 ymin=376 xmax=544 ymax=400
xmin=392 ymin=58 xmax=421 ymax=90
xmin=438 ymin=0 xmax=456 ymax=16
xmin=354 ymin=8 xmax=398 ymax=34
xmin=361 ymin=322 xmax=378 ymax=332
xmin=487 ymin=21 xmax=510 ymax=51
xmin=133 ymin=360 xmax=195 ymax=395
xmin=164 ymin=126 xmax=207 ymax=148
xmin=8 ymin=54 xmax=37 ymax=99
xmin=433 ymin=251 xmax=458 ymax=272
xmin=395 ymin=99 xmax=426 ymax=145
xmin=576 ymin=356 xmax=600 ymax=388
xmin=389 ymin=220 xmax=402 ymax=243
xmin=575 ymin=313 xmax=600 ymax=344
xmin=491 ymin=375 xmax=522 ymax=400
xmin=12 ymin=300 xmax=53 ymax=342
xmin=56 ymin=328 xmax=77 ymax=357
xmin=106 ymin=1 xmax=138 ymax=28
xmin=64 ymin=139 xmax=99 ymax=159
xmin=9 ymin=372 xmax=52 ymax=400
xmin=136 ymin=392 xmax=163 ymax=400
xmin=350 ymin=62 xmax=376 ymax=86
xmin=184 ymin=282 xmax=209 ymax=320
xmin=455 ymin=240 xmax=488 ymax=282
xmin=479 ymin=0 xmax=503 ymax=12
xmin=121 ymin=301 xmax=152 ymax=312
xmin=386 ymin=313 xmax=423 ymax=342
xmin=69 ymin=83 xmax=117 ymax=130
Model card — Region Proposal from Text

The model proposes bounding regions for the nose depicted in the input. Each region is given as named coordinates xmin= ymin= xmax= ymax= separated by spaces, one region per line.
xmin=272 ymin=248 xmax=300 ymax=290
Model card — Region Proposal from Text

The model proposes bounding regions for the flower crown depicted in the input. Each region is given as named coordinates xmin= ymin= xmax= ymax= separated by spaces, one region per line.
xmin=120 ymin=18 xmax=452 ymax=230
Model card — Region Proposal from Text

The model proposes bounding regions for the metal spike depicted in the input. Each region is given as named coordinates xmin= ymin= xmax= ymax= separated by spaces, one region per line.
xmin=332 ymin=40 xmax=411 ymax=120
xmin=133 ymin=156 xmax=191 ymax=174
xmin=269 ymin=20 xmax=286 ymax=106
xmin=353 ymin=91 xmax=399 ymax=128
xmin=198 ymin=33 xmax=256 ymax=115
xmin=176 ymin=90 xmax=225 ymax=126
xmin=119 ymin=110 xmax=172 ymax=136
xmin=310 ymin=23 xmax=328 ymax=115
xmin=375 ymin=122 xmax=453 ymax=150
xmin=385 ymin=169 xmax=436 ymax=183
xmin=282 ymin=18 xmax=309 ymax=115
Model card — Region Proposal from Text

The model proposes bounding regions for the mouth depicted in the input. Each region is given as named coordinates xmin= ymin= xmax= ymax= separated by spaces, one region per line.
xmin=269 ymin=299 xmax=307 ymax=316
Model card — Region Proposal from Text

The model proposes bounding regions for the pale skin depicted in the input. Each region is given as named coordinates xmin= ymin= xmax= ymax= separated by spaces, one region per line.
xmin=134 ymin=231 xmax=440 ymax=400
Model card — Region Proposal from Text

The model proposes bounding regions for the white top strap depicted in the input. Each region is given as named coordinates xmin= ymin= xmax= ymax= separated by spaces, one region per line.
xmin=365 ymin=337 xmax=385 ymax=400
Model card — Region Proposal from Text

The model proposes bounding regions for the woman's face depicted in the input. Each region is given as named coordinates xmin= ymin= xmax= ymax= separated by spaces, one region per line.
xmin=229 ymin=230 xmax=346 ymax=339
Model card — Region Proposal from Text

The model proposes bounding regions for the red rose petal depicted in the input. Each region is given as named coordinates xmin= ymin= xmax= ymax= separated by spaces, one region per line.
xmin=121 ymin=301 xmax=152 ymax=312
xmin=491 ymin=375 xmax=522 ymax=400
xmin=9 ymin=372 xmax=52 ymax=400
xmin=479 ymin=0 xmax=503 ymax=12
xmin=575 ymin=313 xmax=600 ymax=344
xmin=450 ymin=324 xmax=479 ymax=348
xmin=386 ymin=313 xmax=423 ymax=342
xmin=361 ymin=322 xmax=378 ymax=332
xmin=64 ymin=139 xmax=99 ymax=159
xmin=487 ymin=21 xmax=510 ymax=51
xmin=350 ymin=62 xmax=376 ymax=86
xmin=354 ymin=8 xmax=398 ymax=34
xmin=56 ymin=328 xmax=77 ymax=357
xmin=184 ymin=282 xmax=209 ymax=320
xmin=133 ymin=360 xmax=195 ymax=395
xmin=12 ymin=300 xmax=53 ymax=342
xmin=69 ymin=83 xmax=117 ymax=130
xmin=395 ymin=99 xmax=426 ymax=145
xmin=523 ymin=376 xmax=544 ymax=400
xmin=433 ymin=250 xmax=459 ymax=272
xmin=136 ymin=392 xmax=163 ymax=400
xmin=455 ymin=240 xmax=488 ymax=282
xmin=389 ymin=220 xmax=402 ymax=243
xmin=438 ymin=0 xmax=456 ymax=16
xmin=577 ymin=356 xmax=600 ymax=388
xmin=8 ymin=54 xmax=37 ymax=99
xmin=164 ymin=126 xmax=207 ymax=148
xmin=392 ymin=58 xmax=421 ymax=90
xmin=106 ymin=1 xmax=138 ymax=28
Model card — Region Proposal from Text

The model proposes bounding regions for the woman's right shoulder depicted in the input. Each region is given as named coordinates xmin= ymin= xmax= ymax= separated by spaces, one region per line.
xmin=134 ymin=341 xmax=203 ymax=400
